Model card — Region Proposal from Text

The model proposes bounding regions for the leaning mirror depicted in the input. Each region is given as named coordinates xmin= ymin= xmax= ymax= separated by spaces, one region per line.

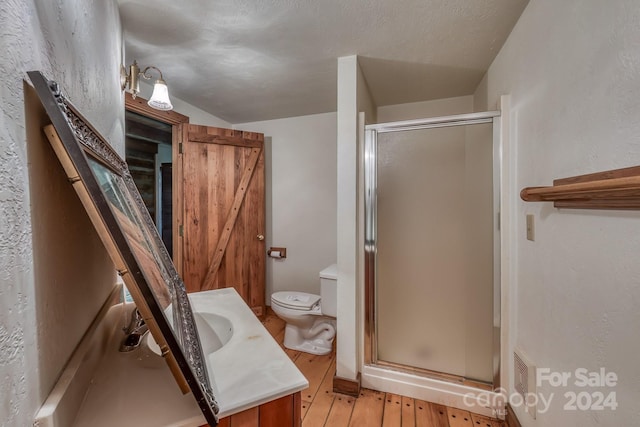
xmin=28 ymin=71 xmax=219 ymax=426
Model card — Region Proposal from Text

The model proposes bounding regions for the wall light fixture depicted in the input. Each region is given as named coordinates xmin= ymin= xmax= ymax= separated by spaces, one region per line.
xmin=121 ymin=60 xmax=173 ymax=111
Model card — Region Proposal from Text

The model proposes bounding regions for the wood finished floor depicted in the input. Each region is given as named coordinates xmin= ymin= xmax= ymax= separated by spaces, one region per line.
xmin=261 ymin=309 xmax=505 ymax=427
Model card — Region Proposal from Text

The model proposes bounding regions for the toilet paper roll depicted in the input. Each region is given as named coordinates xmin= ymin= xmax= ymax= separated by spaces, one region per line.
xmin=269 ymin=251 xmax=282 ymax=258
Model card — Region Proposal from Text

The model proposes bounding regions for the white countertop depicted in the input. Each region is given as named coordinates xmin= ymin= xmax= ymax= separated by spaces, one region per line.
xmin=72 ymin=288 xmax=308 ymax=426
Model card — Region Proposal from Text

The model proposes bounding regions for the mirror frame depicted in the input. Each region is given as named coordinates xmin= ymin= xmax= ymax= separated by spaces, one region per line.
xmin=28 ymin=71 xmax=219 ymax=426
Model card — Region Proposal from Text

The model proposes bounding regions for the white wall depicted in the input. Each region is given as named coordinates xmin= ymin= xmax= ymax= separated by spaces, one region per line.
xmin=377 ymin=95 xmax=474 ymax=122
xmin=0 ymin=1 xmax=123 ymax=425
xmin=477 ymin=0 xmax=640 ymax=425
xmin=336 ymin=55 xmax=377 ymax=381
xmin=236 ymin=113 xmax=337 ymax=303
xmin=336 ymin=55 xmax=359 ymax=381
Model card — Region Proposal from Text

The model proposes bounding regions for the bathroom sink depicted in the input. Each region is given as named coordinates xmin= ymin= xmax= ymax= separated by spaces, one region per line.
xmin=66 ymin=289 xmax=307 ymax=426
xmin=193 ymin=312 xmax=233 ymax=355
xmin=147 ymin=311 xmax=233 ymax=356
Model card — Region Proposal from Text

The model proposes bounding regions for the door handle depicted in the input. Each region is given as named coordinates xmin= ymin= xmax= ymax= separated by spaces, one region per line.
xmin=257 ymin=234 xmax=265 ymax=241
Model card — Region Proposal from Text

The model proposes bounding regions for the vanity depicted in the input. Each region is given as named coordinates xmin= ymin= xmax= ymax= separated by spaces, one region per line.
xmin=40 ymin=288 xmax=307 ymax=427
xmin=28 ymin=71 xmax=307 ymax=427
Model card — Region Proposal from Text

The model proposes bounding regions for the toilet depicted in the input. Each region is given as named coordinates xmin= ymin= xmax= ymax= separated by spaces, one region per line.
xmin=271 ymin=264 xmax=337 ymax=355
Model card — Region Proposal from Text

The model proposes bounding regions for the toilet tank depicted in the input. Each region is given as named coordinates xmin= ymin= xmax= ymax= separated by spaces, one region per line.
xmin=319 ymin=264 xmax=338 ymax=317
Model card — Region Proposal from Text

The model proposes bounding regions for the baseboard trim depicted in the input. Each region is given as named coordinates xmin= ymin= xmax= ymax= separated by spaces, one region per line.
xmin=333 ymin=373 xmax=361 ymax=397
xmin=505 ymin=404 xmax=522 ymax=427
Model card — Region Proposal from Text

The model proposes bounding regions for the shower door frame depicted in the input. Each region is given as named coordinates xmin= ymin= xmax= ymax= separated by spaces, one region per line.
xmin=364 ymin=110 xmax=503 ymax=389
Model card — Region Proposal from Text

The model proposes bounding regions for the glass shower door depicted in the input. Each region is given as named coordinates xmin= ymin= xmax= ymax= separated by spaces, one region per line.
xmin=374 ymin=121 xmax=496 ymax=384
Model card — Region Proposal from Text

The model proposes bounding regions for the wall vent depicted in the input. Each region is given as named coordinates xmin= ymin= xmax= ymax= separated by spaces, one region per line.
xmin=513 ymin=347 xmax=537 ymax=419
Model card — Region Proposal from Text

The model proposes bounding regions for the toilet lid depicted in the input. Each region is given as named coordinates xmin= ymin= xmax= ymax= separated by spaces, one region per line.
xmin=272 ymin=291 xmax=320 ymax=311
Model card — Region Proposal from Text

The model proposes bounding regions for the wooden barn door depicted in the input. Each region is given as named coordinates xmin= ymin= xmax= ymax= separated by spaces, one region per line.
xmin=177 ymin=124 xmax=265 ymax=316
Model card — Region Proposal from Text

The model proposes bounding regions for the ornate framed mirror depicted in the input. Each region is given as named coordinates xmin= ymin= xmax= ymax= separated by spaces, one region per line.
xmin=28 ymin=71 xmax=219 ymax=426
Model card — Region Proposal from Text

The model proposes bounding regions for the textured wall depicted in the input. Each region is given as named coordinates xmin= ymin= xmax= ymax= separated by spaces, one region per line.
xmin=478 ymin=0 xmax=640 ymax=424
xmin=0 ymin=1 xmax=122 ymax=425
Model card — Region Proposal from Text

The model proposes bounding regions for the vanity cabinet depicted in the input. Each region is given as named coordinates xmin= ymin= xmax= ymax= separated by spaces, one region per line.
xmin=35 ymin=290 xmax=308 ymax=427
xmin=202 ymin=392 xmax=301 ymax=427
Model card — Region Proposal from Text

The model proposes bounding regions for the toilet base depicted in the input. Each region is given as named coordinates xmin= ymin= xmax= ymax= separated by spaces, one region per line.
xmin=283 ymin=321 xmax=335 ymax=356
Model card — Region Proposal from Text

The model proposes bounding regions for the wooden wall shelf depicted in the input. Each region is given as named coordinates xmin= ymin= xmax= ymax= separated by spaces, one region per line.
xmin=520 ymin=166 xmax=640 ymax=210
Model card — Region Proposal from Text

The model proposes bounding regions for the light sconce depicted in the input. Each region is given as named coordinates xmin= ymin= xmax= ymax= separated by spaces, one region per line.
xmin=121 ymin=60 xmax=173 ymax=111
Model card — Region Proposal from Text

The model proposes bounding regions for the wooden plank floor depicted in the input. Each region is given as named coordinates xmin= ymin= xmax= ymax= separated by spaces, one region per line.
xmin=261 ymin=309 xmax=505 ymax=427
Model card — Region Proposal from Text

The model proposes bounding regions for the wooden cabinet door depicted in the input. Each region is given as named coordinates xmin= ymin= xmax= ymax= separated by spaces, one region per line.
xmin=177 ymin=124 xmax=265 ymax=316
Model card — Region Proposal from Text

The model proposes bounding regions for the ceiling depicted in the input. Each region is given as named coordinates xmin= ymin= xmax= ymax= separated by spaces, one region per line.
xmin=118 ymin=0 xmax=528 ymax=124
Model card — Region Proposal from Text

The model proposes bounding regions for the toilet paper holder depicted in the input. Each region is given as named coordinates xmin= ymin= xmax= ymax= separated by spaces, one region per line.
xmin=268 ymin=247 xmax=287 ymax=259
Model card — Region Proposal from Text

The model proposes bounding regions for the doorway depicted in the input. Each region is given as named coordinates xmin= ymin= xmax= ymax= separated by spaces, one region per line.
xmin=124 ymin=94 xmax=266 ymax=315
xmin=125 ymin=110 xmax=173 ymax=255
xmin=178 ymin=125 xmax=266 ymax=316
xmin=365 ymin=111 xmax=501 ymax=388
xmin=124 ymin=93 xmax=188 ymax=260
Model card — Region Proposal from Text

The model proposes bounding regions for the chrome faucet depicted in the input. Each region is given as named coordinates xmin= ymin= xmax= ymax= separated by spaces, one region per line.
xmin=119 ymin=308 xmax=149 ymax=352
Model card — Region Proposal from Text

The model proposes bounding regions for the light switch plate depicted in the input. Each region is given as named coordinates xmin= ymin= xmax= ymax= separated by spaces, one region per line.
xmin=526 ymin=214 xmax=535 ymax=241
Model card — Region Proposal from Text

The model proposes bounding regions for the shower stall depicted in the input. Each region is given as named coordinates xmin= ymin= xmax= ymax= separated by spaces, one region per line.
xmin=363 ymin=111 xmax=502 ymax=399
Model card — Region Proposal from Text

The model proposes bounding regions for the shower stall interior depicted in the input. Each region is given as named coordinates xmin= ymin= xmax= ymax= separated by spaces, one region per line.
xmin=364 ymin=111 xmax=501 ymax=389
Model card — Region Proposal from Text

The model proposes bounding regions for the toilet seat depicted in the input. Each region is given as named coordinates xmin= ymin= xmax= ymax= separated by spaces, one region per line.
xmin=271 ymin=291 xmax=320 ymax=311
